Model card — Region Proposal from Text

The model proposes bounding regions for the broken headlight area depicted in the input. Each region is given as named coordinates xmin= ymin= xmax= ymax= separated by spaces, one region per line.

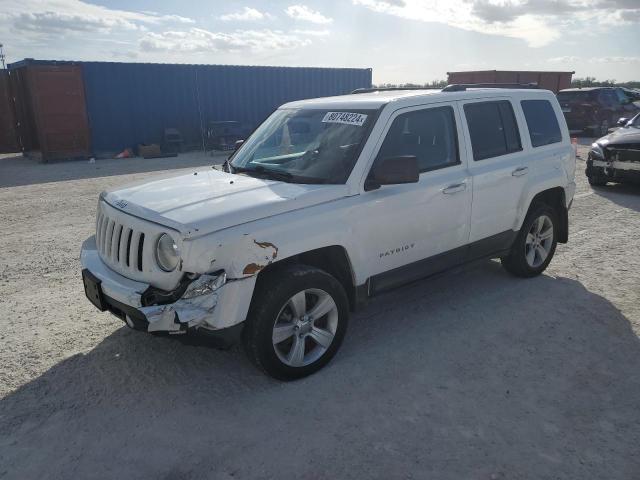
xmin=181 ymin=272 xmax=226 ymax=299
xmin=139 ymin=272 xmax=227 ymax=333
xmin=590 ymin=143 xmax=605 ymax=159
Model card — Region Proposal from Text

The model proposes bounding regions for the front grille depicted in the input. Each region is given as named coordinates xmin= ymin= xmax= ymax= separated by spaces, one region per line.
xmin=95 ymin=200 xmax=183 ymax=291
xmin=96 ymin=210 xmax=146 ymax=272
xmin=605 ymin=144 xmax=640 ymax=163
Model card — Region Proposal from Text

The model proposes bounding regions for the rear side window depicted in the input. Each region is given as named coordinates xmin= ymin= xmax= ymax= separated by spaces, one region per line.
xmin=521 ymin=100 xmax=562 ymax=147
xmin=464 ymin=101 xmax=522 ymax=161
xmin=598 ymin=89 xmax=617 ymax=106
xmin=376 ymin=106 xmax=459 ymax=172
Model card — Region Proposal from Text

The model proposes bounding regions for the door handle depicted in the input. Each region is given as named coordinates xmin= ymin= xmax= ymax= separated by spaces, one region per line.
xmin=512 ymin=166 xmax=529 ymax=177
xmin=442 ymin=182 xmax=467 ymax=194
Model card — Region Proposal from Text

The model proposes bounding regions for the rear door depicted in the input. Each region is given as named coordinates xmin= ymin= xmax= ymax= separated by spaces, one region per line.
xmin=459 ymin=98 xmax=527 ymax=245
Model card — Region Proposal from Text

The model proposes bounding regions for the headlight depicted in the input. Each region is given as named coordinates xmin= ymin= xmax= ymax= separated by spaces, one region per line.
xmin=590 ymin=142 xmax=604 ymax=159
xmin=155 ymin=233 xmax=180 ymax=272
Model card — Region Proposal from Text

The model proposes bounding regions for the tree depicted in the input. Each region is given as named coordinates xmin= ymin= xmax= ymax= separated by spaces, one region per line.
xmin=571 ymin=77 xmax=639 ymax=88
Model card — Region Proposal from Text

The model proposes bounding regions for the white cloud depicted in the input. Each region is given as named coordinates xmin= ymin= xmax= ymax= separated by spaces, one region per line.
xmin=285 ymin=5 xmax=333 ymax=24
xmin=12 ymin=11 xmax=141 ymax=33
xmin=548 ymin=56 xmax=581 ymax=64
xmin=291 ymin=29 xmax=331 ymax=36
xmin=550 ymin=55 xmax=640 ymax=64
xmin=140 ymin=28 xmax=314 ymax=53
xmin=352 ymin=0 xmax=640 ymax=47
xmin=593 ymin=56 xmax=640 ymax=64
xmin=0 ymin=0 xmax=194 ymax=37
xmin=219 ymin=7 xmax=273 ymax=22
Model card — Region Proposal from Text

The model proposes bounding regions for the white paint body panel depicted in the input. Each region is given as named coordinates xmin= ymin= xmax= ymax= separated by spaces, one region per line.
xmin=80 ymin=88 xmax=576 ymax=332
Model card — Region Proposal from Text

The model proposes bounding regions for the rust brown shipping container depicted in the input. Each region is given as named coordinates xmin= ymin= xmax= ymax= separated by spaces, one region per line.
xmin=8 ymin=61 xmax=91 ymax=161
xmin=447 ymin=70 xmax=574 ymax=93
xmin=0 ymin=70 xmax=20 ymax=153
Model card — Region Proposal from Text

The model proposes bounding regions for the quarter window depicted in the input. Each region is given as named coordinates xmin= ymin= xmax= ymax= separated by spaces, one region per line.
xmin=376 ymin=106 xmax=459 ymax=173
xmin=464 ymin=101 xmax=522 ymax=161
xmin=521 ymin=100 xmax=562 ymax=147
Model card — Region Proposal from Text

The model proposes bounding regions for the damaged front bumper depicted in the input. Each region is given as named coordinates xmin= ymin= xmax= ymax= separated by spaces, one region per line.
xmin=140 ymin=274 xmax=227 ymax=333
xmin=80 ymin=236 xmax=255 ymax=346
xmin=588 ymin=154 xmax=640 ymax=183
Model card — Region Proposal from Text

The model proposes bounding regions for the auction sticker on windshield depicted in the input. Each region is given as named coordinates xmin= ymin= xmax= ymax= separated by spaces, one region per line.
xmin=322 ymin=112 xmax=368 ymax=127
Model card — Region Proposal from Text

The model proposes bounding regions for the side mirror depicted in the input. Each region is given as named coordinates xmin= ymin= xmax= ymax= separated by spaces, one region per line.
xmin=617 ymin=117 xmax=628 ymax=127
xmin=234 ymin=139 xmax=245 ymax=150
xmin=365 ymin=155 xmax=419 ymax=191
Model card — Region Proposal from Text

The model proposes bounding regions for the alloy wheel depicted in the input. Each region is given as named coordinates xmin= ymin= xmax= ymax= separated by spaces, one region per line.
xmin=525 ymin=215 xmax=554 ymax=268
xmin=272 ymin=288 xmax=338 ymax=367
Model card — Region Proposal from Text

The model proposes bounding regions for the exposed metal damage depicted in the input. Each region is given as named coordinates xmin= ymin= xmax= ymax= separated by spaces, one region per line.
xmin=241 ymin=240 xmax=279 ymax=275
xmin=140 ymin=273 xmax=227 ymax=333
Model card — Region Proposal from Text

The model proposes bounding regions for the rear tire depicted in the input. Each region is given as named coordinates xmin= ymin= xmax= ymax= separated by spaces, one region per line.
xmin=502 ymin=203 xmax=558 ymax=278
xmin=243 ymin=264 xmax=349 ymax=380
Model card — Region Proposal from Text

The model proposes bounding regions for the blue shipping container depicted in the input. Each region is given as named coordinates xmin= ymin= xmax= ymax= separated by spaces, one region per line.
xmin=77 ymin=62 xmax=372 ymax=154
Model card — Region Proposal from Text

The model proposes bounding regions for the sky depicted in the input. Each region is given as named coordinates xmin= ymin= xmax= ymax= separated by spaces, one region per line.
xmin=1 ymin=0 xmax=639 ymax=83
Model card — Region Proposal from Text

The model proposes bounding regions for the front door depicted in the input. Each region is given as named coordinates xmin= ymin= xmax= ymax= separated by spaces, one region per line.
xmin=353 ymin=102 xmax=471 ymax=292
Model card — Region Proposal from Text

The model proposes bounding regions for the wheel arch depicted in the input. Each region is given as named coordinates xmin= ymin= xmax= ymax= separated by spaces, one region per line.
xmin=522 ymin=187 xmax=569 ymax=243
xmin=254 ymin=245 xmax=362 ymax=312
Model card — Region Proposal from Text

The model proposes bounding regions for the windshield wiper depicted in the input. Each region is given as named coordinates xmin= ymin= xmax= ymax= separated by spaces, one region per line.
xmin=231 ymin=164 xmax=294 ymax=182
xmin=231 ymin=164 xmax=327 ymax=184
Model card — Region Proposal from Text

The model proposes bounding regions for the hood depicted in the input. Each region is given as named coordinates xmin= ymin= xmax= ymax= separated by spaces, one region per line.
xmin=598 ymin=126 xmax=640 ymax=146
xmin=103 ymin=168 xmax=350 ymax=238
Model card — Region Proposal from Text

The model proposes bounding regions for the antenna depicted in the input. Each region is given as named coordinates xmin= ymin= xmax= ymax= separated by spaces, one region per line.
xmin=0 ymin=44 xmax=5 ymax=69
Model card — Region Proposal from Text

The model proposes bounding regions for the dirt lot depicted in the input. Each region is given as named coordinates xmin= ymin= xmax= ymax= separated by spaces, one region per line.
xmin=1 ymin=143 xmax=639 ymax=479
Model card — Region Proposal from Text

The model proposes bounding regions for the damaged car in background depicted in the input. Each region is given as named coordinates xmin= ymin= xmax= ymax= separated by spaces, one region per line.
xmin=586 ymin=113 xmax=640 ymax=186
xmin=557 ymin=87 xmax=639 ymax=137
xmin=81 ymin=85 xmax=575 ymax=380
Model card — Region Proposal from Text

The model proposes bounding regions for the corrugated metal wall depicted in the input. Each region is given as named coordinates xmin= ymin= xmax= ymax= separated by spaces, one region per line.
xmin=80 ymin=62 xmax=372 ymax=154
xmin=25 ymin=64 xmax=91 ymax=160
xmin=7 ymin=62 xmax=91 ymax=160
xmin=0 ymin=71 xmax=20 ymax=153
xmin=446 ymin=70 xmax=574 ymax=93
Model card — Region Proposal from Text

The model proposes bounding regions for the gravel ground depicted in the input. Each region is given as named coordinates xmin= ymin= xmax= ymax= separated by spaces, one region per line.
xmin=1 ymin=143 xmax=639 ymax=479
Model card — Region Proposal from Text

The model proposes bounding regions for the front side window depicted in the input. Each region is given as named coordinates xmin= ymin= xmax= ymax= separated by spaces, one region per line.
xmin=230 ymin=108 xmax=375 ymax=184
xmin=521 ymin=100 xmax=562 ymax=147
xmin=464 ymin=100 xmax=522 ymax=161
xmin=615 ymin=88 xmax=630 ymax=104
xmin=375 ymin=106 xmax=459 ymax=172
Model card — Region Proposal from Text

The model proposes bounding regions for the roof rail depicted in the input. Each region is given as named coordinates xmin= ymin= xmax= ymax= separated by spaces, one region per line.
xmin=351 ymin=83 xmax=540 ymax=95
xmin=441 ymin=83 xmax=539 ymax=92
xmin=351 ymin=86 xmax=440 ymax=94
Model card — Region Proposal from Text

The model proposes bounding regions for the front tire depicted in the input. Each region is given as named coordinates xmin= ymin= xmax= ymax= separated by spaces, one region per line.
xmin=587 ymin=174 xmax=608 ymax=186
xmin=502 ymin=203 xmax=558 ymax=278
xmin=243 ymin=264 xmax=349 ymax=380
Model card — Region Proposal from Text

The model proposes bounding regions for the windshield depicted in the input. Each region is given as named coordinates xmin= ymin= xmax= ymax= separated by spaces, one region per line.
xmin=229 ymin=108 xmax=376 ymax=184
xmin=557 ymin=91 xmax=598 ymax=103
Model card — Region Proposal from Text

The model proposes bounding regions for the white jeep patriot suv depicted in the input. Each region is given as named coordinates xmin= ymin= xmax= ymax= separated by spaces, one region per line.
xmin=81 ymin=85 xmax=576 ymax=380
